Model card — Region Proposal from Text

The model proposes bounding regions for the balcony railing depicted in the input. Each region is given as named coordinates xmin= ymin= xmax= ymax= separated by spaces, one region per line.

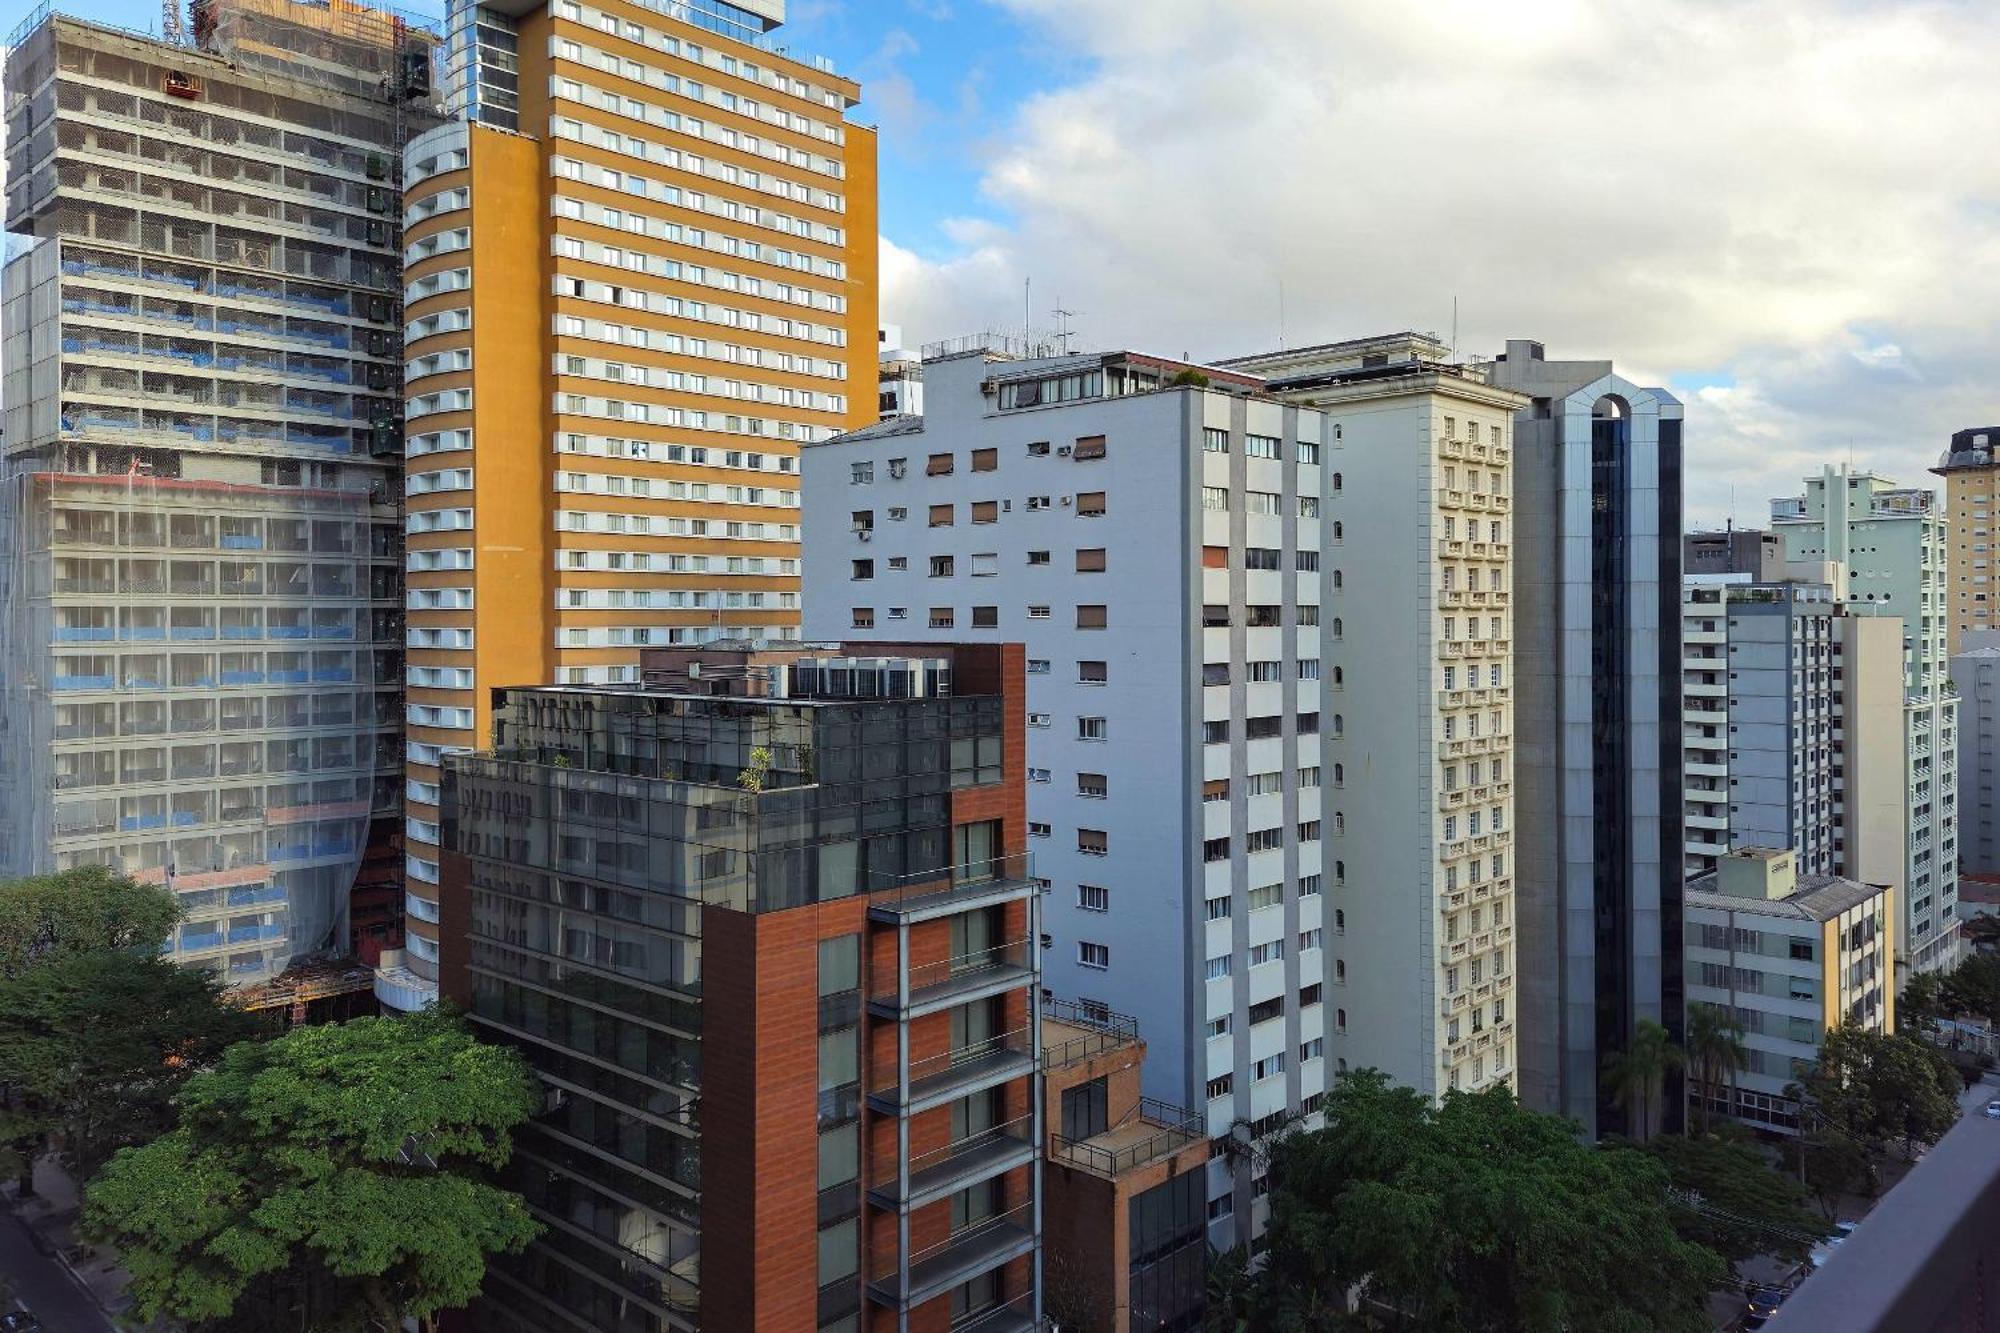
xmin=866 ymin=1025 xmax=1036 ymax=1118
xmin=1050 ymin=1097 xmax=1203 ymax=1178
xmin=866 ymin=1115 xmax=1036 ymax=1212
xmin=864 ymin=852 xmax=1036 ymax=922
xmin=866 ymin=1201 xmax=1037 ymax=1311
xmin=868 ymin=938 xmax=1035 ymax=1020
xmin=1041 ymin=998 xmax=1139 ymax=1069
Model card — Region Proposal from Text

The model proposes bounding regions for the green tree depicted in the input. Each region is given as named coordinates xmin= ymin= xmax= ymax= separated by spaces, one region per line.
xmin=0 ymin=950 xmax=267 ymax=1183
xmin=0 ymin=865 xmax=179 ymax=978
xmin=1250 ymin=1070 xmax=1725 ymax=1332
xmin=1899 ymin=970 xmax=1951 ymax=1035
xmin=1603 ymin=1017 xmax=1685 ymax=1144
xmin=1784 ymin=1127 xmax=1871 ymax=1221
xmin=1944 ymin=953 xmax=2000 ymax=1029
xmin=1645 ymin=1133 xmax=1826 ymax=1272
xmin=83 ymin=1009 xmax=540 ymax=1331
xmin=1683 ymin=1004 xmax=1748 ymax=1135
xmin=1797 ymin=1025 xmax=1960 ymax=1159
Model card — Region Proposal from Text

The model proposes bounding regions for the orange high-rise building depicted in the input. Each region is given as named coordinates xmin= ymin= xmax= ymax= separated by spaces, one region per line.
xmin=379 ymin=0 xmax=876 ymax=1008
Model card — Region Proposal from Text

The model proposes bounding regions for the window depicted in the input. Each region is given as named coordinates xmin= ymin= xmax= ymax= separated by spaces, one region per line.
xmin=928 ymin=503 xmax=954 ymax=527
xmin=928 ymin=607 xmax=954 ymax=629
xmin=1245 ymin=490 xmax=1280 ymax=514
xmin=926 ymin=453 xmax=954 ymax=476
xmin=1252 ymin=1053 xmax=1285 ymax=1081
xmin=1202 ymin=486 xmax=1229 ymax=510
xmin=1208 ymin=1015 xmax=1232 ymax=1038
xmin=1027 ymin=441 xmax=1050 ymax=456
xmin=1206 ymin=1074 xmax=1233 ymax=1100
xmin=1244 ymin=547 xmax=1282 ymax=570
xmin=1078 ymin=941 xmax=1110 ymax=969
xmin=1029 ymin=821 xmax=1052 ymax=838
xmin=1203 ymin=837 xmax=1231 ymax=863
xmin=1203 ymin=779 xmax=1229 ymax=803
xmin=1078 ymin=828 xmax=1108 ymax=856
xmin=1248 ymin=883 xmax=1282 ymax=912
xmin=1203 ymin=428 xmax=1230 ymax=453
xmin=971 ymin=500 xmax=999 ymax=524
xmin=1249 ymin=940 xmax=1284 ymax=966
xmin=1077 ymin=716 xmax=1107 ymax=741
xmin=1299 ymin=1038 xmax=1324 ymax=1061
xmin=1028 ymin=604 xmax=1051 ymax=619
xmin=1244 ymin=434 xmax=1280 ymax=459
xmin=850 ymin=461 xmax=873 ymax=483
xmin=851 ymin=559 xmax=873 ymax=580
xmin=971 ymin=447 xmax=998 ymax=472
xmin=971 ymin=606 xmax=998 ymax=628
xmin=850 ymin=608 xmax=873 ymax=629
xmin=970 ymin=552 xmax=999 ymax=576
xmin=1205 ymin=895 xmax=1232 ymax=921
xmin=1075 ymin=547 xmax=1107 ymax=573
xmin=1076 ymin=604 xmax=1107 ymax=629
xmin=1028 ymin=549 xmax=1052 ymax=565
xmin=929 ymin=555 xmax=954 ymax=577
xmin=1078 ymin=660 xmax=1107 ymax=683
xmin=1204 ymin=955 xmax=1232 ymax=981
xmin=1203 ymin=720 xmax=1229 ymax=744
xmin=1073 ymin=435 xmax=1106 ymax=460
xmin=1078 ymin=883 xmax=1109 ymax=912
xmin=1300 ymin=496 xmax=1320 ymax=518
xmin=1298 ymin=440 xmax=1320 ymax=464
xmin=1077 ymin=772 xmax=1107 ymax=798
xmin=1299 ymin=928 xmax=1323 ymax=952
xmin=1076 ymin=491 xmax=1106 ymax=517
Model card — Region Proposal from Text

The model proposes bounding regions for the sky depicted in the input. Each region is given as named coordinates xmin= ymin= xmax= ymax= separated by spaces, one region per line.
xmin=60 ymin=0 xmax=2000 ymax=526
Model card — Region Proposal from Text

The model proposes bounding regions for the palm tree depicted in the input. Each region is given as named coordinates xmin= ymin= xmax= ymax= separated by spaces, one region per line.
xmin=1684 ymin=1002 xmax=1749 ymax=1135
xmin=1604 ymin=1017 xmax=1686 ymax=1143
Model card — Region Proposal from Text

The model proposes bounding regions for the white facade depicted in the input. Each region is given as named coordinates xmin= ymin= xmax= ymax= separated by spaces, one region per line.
xmin=1223 ymin=334 xmax=1526 ymax=1104
xmin=1771 ymin=465 xmax=1961 ymax=971
xmin=803 ymin=347 xmax=1328 ymax=1248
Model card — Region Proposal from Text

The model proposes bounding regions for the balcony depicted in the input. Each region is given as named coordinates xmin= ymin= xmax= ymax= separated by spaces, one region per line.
xmin=866 ymin=1203 xmax=1037 ymax=1311
xmin=1041 ymin=999 xmax=1139 ymax=1070
xmin=866 ymin=1027 xmax=1037 ymax=1118
xmin=865 ymin=852 xmax=1037 ymax=924
xmin=868 ymin=938 xmax=1036 ymax=1021
xmin=866 ymin=1116 xmax=1036 ymax=1212
xmin=1048 ymin=1097 xmax=1202 ymax=1179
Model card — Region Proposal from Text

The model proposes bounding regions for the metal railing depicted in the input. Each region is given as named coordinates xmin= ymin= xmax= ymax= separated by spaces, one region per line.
xmin=1040 ymin=997 xmax=1138 ymax=1068
xmin=1049 ymin=1097 xmax=1203 ymax=1178
xmin=867 ymin=1114 xmax=1034 ymax=1198
xmin=870 ymin=1025 xmax=1035 ymax=1103
xmin=863 ymin=851 xmax=1033 ymax=911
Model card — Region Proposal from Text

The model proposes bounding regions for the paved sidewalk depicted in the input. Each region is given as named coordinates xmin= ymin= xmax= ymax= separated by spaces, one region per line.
xmin=1 ymin=1157 xmax=135 ymax=1329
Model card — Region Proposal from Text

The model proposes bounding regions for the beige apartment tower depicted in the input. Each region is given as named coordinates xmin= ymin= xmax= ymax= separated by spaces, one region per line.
xmin=1935 ymin=425 xmax=2000 ymax=655
xmin=381 ymin=0 xmax=877 ymax=1009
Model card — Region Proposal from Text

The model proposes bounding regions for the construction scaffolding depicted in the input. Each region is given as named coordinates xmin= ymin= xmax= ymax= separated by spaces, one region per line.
xmin=1 ymin=4 xmax=436 ymax=987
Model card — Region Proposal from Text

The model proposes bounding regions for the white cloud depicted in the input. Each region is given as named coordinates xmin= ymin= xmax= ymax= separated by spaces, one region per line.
xmin=879 ymin=0 xmax=2000 ymax=523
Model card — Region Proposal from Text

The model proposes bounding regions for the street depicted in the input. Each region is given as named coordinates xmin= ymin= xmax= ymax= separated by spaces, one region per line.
xmin=0 ymin=1212 xmax=115 ymax=1333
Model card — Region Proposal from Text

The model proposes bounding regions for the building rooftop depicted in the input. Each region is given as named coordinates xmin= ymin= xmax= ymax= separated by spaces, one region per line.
xmin=1685 ymin=871 xmax=1888 ymax=923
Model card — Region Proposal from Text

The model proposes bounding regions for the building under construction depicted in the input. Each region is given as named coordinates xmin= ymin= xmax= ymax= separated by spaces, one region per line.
xmin=0 ymin=0 xmax=437 ymax=987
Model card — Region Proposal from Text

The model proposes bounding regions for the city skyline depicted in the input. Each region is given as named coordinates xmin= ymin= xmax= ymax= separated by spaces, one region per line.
xmin=58 ymin=0 xmax=2000 ymax=529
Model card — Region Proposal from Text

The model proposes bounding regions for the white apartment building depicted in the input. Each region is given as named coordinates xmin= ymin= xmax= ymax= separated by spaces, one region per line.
xmin=1684 ymin=846 xmax=1894 ymax=1133
xmin=802 ymin=345 xmax=1329 ymax=1248
xmin=1772 ymin=466 xmax=1961 ymax=970
xmin=1224 ymin=333 xmax=1526 ymax=1105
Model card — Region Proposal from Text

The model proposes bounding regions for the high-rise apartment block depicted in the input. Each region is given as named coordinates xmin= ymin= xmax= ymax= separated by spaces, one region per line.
xmin=1684 ymin=847 xmax=1894 ymax=1133
xmin=439 ymin=643 xmax=1042 ymax=1333
xmin=1951 ymin=630 xmax=2000 ymax=877
xmin=386 ymin=0 xmax=878 ymax=1009
xmin=1483 ymin=339 xmax=1686 ymax=1139
xmin=1223 ymin=334 xmax=1528 ymax=1106
xmin=1771 ymin=466 xmax=1960 ymax=971
xmin=0 ymin=2 xmax=435 ymax=986
xmin=802 ymin=347 xmax=1334 ymax=1247
xmin=1932 ymin=425 xmax=2000 ymax=654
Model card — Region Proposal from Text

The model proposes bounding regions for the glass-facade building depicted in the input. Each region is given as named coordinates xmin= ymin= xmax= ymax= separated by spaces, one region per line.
xmin=441 ymin=645 xmax=1042 ymax=1333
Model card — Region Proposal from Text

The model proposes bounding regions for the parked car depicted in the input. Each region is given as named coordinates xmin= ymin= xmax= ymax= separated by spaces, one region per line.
xmin=1982 ymin=1097 xmax=2000 ymax=1119
xmin=1744 ymin=1284 xmax=1790 ymax=1329
xmin=1 ymin=1309 xmax=44 ymax=1332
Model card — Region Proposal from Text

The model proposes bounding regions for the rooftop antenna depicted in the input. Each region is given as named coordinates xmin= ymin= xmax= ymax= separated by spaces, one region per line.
xmin=1450 ymin=295 xmax=1459 ymax=361
xmin=1051 ymin=301 xmax=1076 ymax=355
xmin=1023 ymin=276 xmax=1031 ymax=356
xmin=1278 ymin=278 xmax=1286 ymax=351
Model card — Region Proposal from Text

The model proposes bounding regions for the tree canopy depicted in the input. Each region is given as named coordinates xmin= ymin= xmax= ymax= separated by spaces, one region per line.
xmin=1795 ymin=1024 xmax=1960 ymax=1157
xmin=0 ymin=866 xmax=180 ymax=978
xmin=83 ymin=1009 xmax=541 ymax=1331
xmin=1645 ymin=1132 xmax=1826 ymax=1271
xmin=1246 ymin=1069 xmax=1726 ymax=1332
xmin=1602 ymin=1016 xmax=1684 ymax=1143
xmin=0 ymin=950 xmax=267 ymax=1182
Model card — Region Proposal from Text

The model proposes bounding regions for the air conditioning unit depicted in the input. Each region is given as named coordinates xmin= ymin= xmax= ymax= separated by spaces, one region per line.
xmin=1002 ymin=499 xmax=1012 ymax=511
xmin=855 ymin=529 xmax=871 ymax=541
xmin=1060 ymin=495 xmax=1072 ymax=506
